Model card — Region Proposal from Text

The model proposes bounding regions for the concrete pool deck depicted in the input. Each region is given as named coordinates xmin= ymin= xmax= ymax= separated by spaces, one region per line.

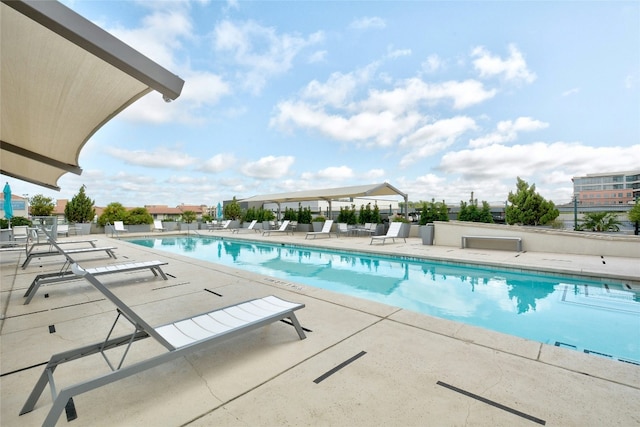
xmin=1 ymin=231 xmax=638 ymax=426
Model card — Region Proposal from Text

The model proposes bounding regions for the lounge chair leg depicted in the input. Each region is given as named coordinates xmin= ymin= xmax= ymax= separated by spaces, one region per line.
xmin=288 ymin=313 xmax=307 ymax=340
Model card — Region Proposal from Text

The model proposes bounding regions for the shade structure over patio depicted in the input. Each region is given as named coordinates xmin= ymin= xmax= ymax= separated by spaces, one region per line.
xmin=241 ymin=183 xmax=409 ymax=218
xmin=0 ymin=0 xmax=185 ymax=190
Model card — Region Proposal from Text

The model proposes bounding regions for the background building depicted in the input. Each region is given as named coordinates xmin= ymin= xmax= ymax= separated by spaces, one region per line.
xmin=572 ymin=170 xmax=640 ymax=206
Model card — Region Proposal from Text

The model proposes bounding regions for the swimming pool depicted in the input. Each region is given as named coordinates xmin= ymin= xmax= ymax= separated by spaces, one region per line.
xmin=130 ymin=236 xmax=639 ymax=364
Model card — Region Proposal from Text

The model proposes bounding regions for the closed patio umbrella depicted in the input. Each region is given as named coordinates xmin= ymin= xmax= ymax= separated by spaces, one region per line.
xmin=3 ymin=182 xmax=13 ymax=227
xmin=217 ymin=202 xmax=223 ymax=220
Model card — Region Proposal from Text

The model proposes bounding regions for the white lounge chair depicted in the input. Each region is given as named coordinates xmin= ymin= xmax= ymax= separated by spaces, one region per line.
xmin=232 ymin=219 xmax=259 ymax=233
xmin=153 ymin=220 xmax=165 ymax=232
xmin=23 ymin=260 xmax=169 ymax=304
xmin=22 ymin=227 xmax=116 ymax=269
xmin=19 ymin=263 xmax=306 ymax=426
xmin=335 ymin=222 xmax=355 ymax=237
xmin=11 ymin=225 xmax=29 ymax=243
xmin=113 ymin=221 xmax=128 ymax=233
xmin=209 ymin=220 xmax=231 ymax=231
xmin=355 ymin=223 xmax=377 ymax=236
xmin=305 ymin=219 xmax=334 ymax=239
xmin=262 ymin=220 xmax=292 ymax=236
xmin=370 ymin=221 xmax=406 ymax=245
xmin=56 ymin=224 xmax=69 ymax=237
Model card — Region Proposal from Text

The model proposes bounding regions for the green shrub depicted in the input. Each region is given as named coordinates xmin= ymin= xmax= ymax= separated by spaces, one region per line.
xmin=223 ymin=197 xmax=242 ymax=220
xmin=297 ymin=206 xmax=312 ymax=224
xmin=337 ymin=205 xmax=357 ymax=225
xmin=282 ymin=207 xmax=297 ymax=221
xmin=418 ymin=199 xmax=449 ymax=225
xmin=65 ymin=185 xmax=95 ymax=223
xmin=98 ymin=202 xmax=127 ymax=226
xmin=181 ymin=210 xmax=197 ymax=224
xmin=1 ymin=216 xmax=31 ymax=228
xmin=126 ymin=207 xmax=153 ymax=225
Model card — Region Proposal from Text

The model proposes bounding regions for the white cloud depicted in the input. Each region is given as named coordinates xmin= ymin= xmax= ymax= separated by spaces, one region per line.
xmin=308 ymin=50 xmax=328 ymax=63
xmin=302 ymin=166 xmax=354 ymax=181
xmin=422 ymin=54 xmax=444 ymax=73
xmin=562 ymin=87 xmax=580 ymax=97
xmin=106 ymin=9 xmax=192 ymax=72
xmin=440 ymin=142 xmax=640 ymax=181
xmin=121 ymin=70 xmax=231 ymax=124
xmin=200 ymin=153 xmax=237 ymax=173
xmin=471 ymin=44 xmax=536 ymax=84
xmin=399 ymin=116 xmax=478 ymax=166
xmin=386 ymin=46 xmax=412 ymax=58
xmin=240 ymin=155 xmax=295 ymax=179
xmin=349 ymin=16 xmax=386 ymax=30
xmin=214 ymin=20 xmax=324 ymax=94
xmin=363 ymin=168 xmax=386 ymax=180
xmin=271 ymin=64 xmax=495 ymax=149
xmin=105 ymin=147 xmax=198 ymax=169
xmin=469 ymin=117 xmax=549 ymax=148
xmin=99 ymin=7 xmax=232 ymax=125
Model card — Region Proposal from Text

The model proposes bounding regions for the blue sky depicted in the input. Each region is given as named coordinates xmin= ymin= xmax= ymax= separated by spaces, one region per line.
xmin=4 ymin=0 xmax=639 ymax=209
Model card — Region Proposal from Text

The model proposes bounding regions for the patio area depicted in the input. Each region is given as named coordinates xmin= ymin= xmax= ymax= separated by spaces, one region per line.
xmin=1 ymin=231 xmax=638 ymax=426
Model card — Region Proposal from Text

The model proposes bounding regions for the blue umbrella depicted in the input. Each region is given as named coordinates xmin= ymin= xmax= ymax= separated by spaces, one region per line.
xmin=3 ymin=182 xmax=13 ymax=225
xmin=217 ymin=202 xmax=223 ymax=220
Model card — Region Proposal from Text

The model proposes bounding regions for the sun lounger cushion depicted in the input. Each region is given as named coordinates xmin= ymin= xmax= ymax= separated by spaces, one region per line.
xmin=155 ymin=296 xmax=303 ymax=348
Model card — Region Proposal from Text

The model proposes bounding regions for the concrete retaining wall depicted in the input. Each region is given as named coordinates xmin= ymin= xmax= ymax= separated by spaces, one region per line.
xmin=433 ymin=221 xmax=639 ymax=258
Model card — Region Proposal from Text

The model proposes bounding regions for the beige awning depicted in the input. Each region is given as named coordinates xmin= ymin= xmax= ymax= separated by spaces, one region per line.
xmin=0 ymin=0 xmax=184 ymax=190
xmin=241 ymin=183 xmax=408 ymax=204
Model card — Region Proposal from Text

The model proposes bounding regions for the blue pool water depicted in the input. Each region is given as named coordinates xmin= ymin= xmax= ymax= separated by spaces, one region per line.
xmin=130 ymin=236 xmax=640 ymax=363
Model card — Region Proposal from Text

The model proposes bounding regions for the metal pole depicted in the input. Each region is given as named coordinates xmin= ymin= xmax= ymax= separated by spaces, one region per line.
xmin=573 ymin=195 xmax=578 ymax=231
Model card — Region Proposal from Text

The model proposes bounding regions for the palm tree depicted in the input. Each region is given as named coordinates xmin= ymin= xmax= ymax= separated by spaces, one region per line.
xmin=580 ymin=212 xmax=621 ymax=232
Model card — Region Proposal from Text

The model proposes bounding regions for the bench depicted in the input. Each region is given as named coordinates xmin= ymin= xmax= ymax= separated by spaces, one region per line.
xmin=461 ymin=235 xmax=522 ymax=252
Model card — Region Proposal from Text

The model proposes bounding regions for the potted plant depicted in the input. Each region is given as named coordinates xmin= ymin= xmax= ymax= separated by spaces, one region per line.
xmin=312 ymin=215 xmax=326 ymax=232
xmin=223 ymin=197 xmax=242 ymax=229
xmin=180 ymin=210 xmax=198 ymax=231
xmin=125 ymin=207 xmax=153 ymax=232
xmin=418 ymin=199 xmax=449 ymax=245
xmin=64 ymin=185 xmax=95 ymax=235
xmin=296 ymin=205 xmax=312 ymax=233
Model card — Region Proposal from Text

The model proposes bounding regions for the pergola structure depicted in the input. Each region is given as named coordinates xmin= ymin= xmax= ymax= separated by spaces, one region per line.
xmin=1 ymin=0 xmax=185 ymax=190
xmin=241 ymin=183 xmax=409 ymax=219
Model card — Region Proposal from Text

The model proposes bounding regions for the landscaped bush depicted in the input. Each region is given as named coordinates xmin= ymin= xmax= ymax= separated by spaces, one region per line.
xmin=1 ymin=216 xmax=31 ymax=228
xmin=282 ymin=208 xmax=297 ymax=221
xmin=337 ymin=205 xmax=357 ymax=225
xmin=65 ymin=185 xmax=95 ymax=223
xmin=244 ymin=207 xmax=275 ymax=222
xmin=126 ymin=207 xmax=153 ymax=225
xmin=223 ymin=197 xmax=242 ymax=220
xmin=419 ymin=199 xmax=449 ymax=225
xmin=297 ymin=206 xmax=312 ymax=224
xmin=181 ymin=210 xmax=197 ymax=224
xmin=97 ymin=202 xmax=127 ymax=226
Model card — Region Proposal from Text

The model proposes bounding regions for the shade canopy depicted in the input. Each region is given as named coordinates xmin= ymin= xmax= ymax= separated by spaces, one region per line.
xmin=0 ymin=0 xmax=185 ymax=190
xmin=241 ymin=183 xmax=408 ymax=205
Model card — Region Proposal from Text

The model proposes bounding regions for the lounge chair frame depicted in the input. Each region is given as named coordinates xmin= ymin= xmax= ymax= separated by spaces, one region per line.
xmin=20 ymin=264 xmax=306 ymax=427
xmin=370 ymin=222 xmax=406 ymax=245
xmin=21 ymin=226 xmax=116 ymax=269
xmin=262 ymin=220 xmax=293 ymax=236
xmin=305 ymin=220 xmax=334 ymax=239
xmin=232 ymin=219 xmax=259 ymax=234
xmin=23 ymin=260 xmax=168 ymax=305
